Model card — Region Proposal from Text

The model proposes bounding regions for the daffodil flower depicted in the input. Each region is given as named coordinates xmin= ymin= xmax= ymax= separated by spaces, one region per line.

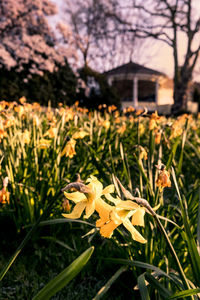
xmin=72 ymin=130 xmax=89 ymax=139
xmin=38 ymin=138 xmax=51 ymax=149
xmin=96 ymin=194 xmax=147 ymax=243
xmin=62 ymin=176 xmax=114 ymax=219
xmin=61 ymin=138 xmax=76 ymax=158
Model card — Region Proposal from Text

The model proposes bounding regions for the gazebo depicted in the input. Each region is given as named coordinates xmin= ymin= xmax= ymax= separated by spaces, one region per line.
xmin=104 ymin=61 xmax=174 ymax=114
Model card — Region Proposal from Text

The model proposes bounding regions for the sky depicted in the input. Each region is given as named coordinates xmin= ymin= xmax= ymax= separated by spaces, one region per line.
xmin=51 ymin=0 xmax=200 ymax=81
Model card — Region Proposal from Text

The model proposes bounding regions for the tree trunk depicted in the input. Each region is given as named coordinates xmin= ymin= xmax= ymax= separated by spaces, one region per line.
xmin=171 ymin=84 xmax=188 ymax=115
xmin=171 ymin=69 xmax=192 ymax=115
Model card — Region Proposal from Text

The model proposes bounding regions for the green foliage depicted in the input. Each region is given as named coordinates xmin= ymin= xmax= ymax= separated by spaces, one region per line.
xmin=77 ymin=65 xmax=121 ymax=109
xmin=0 ymin=60 xmax=77 ymax=106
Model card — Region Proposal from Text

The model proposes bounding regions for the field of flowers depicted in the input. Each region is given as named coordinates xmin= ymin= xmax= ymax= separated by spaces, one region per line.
xmin=0 ymin=98 xmax=200 ymax=299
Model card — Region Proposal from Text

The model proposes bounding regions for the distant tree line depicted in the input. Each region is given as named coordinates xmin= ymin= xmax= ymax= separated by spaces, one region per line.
xmin=0 ymin=60 xmax=120 ymax=108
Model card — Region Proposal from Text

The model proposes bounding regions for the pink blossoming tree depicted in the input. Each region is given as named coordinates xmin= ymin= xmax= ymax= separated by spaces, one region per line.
xmin=0 ymin=0 xmax=77 ymax=75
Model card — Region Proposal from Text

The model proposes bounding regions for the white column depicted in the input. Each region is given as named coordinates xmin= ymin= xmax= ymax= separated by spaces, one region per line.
xmin=133 ymin=77 xmax=138 ymax=107
xmin=155 ymin=78 xmax=159 ymax=105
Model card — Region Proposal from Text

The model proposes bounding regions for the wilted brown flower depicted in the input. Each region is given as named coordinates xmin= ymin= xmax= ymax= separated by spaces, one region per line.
xmin=155 ymin=129 xmax=162 ymax=144
xmin=62 ymin=199 xmax=71 ymax=212
xmin=156 ymin=164 xmax=171 ymax=190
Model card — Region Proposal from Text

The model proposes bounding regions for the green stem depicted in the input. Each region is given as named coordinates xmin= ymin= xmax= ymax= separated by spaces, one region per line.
xmin=154 ymin=215 xmax=193 ymax=299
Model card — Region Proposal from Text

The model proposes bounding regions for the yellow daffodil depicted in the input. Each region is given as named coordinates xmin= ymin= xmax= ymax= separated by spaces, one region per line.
xmin=14 ymin=105 xmax=25 ymax=118
xmin=44 ymin=127 xmax=57 ymax=138
xmin=4 ymin=116 xmax=16 ymax=128
xmin=61 ymin=138 xmax=76 ymax=158
xmin=72 ymin=130 xmax=89 ymax=139
xmin=117 ymin=123 xmax=126 ymax=134
xmin=149 ymin=111 xmax=161 ymax=131
xmin=139 ymin=146 xmax=148 ymax=160
xmin=65 ymin=109 xmax=74 ymax=122
xmin=97 ymin=194 xmax=147 ymax=243
xmin=33 ymin=114 xmax=40 ymax=127
xmin=114 ymin=117 xmax=121 ymax=124
xmin=114 ymin=111 xmax=120 ymax=118
xmin=123 ymin=106 xmax=135 ymax=113
xmin=38 ymin=138 xmax=51 ymax=149
xmin=23 ymin=130 xmax=31 ymax=144
xmin=0 ymin=100 xmax=8 ymax=111
xmin=62 ymin=176 xmax=114 ymax=220
xmin=0 ymin=177 xmax=9 ymax=205
xmin=108 ymin=105 xmax=117 ymax=113
xmin=0 ymin=128 xmax=7 ymax=140
xmin=19 ymin=96 xmax=26 ymax=104
xmin=102 ymin=120 xmax=110 ymax=129
xmin=139 ymin=123 xmax=145 ymax=135
xmin=32 ymin=102 xmax=41 ymax=112
xmin=135 ymin=109 xmax=144 ymax=116
xmin=129 ymin=115 xmax=134 ymax=123
xmin=169 ymin=125 xmax=183 ymax=139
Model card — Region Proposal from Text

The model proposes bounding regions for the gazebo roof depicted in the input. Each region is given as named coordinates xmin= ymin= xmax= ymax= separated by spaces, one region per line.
xmin=104 ymin=61 xmax=165 ymax=77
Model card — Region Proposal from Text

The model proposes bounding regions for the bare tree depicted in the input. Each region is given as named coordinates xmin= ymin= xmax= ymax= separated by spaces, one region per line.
xmin=132 ymin=0 xmax=200 ymax=113
xmin=59 ymin=0 xmax=151 ymax=72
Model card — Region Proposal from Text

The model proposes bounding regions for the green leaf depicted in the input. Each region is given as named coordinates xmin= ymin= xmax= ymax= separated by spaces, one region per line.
xmin=166 ymin=139 xmax=179 ymax=169
xmin=168 ymin=288 xmax=200 ymax=299
xmin=38 ymin=218 xmax=95 ymax=227
xmin=157 ymin=215 xmax=181 ymax=229
xmin=137 ymin=273 xmax=150 ymax=300
xmin=33 ymin=246 xmax=94 ymax=300
xmin=105 ymin=258 xmax=176 ymax=282
xmin=172 ymin=167 xmax=200 ymax=286
xmin=145 ymin=273 xmax=172 ymax=298
xmin=93 ymin=266 xmax=127 ymax=300
xmin=177 ymin=124 xmax=188 ymax=175
xmin=41 ymin=236 xmax=74 ymax=251
xmin=83 ymin=142 xmax=111 ymax=184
